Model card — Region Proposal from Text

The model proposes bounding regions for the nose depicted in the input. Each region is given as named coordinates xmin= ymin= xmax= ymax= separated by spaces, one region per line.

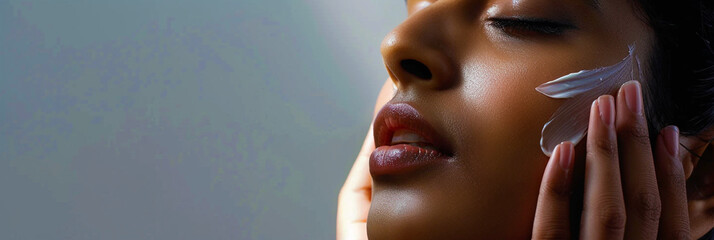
xmin=380 ymin=2 xmax=460 ymax=91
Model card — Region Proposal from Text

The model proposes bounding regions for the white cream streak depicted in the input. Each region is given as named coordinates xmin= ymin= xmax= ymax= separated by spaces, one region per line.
xmin=536 ymin=45 xmax=643 ymax=156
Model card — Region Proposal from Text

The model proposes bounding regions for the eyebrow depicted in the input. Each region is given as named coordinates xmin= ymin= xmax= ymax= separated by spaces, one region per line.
xmin=403 ymin=0 xmax=601 ymax=11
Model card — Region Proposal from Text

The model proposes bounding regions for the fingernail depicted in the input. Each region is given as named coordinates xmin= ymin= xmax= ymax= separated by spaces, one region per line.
xmin=598 ymin=95 xmax=615 ymax=127
xmin=622 ymin=81 xmax=642 ymax=115
xmin=664 ymin=126 xmax=680 ymax=157
xmin=558 ymin=141 xmax=573 ymax=171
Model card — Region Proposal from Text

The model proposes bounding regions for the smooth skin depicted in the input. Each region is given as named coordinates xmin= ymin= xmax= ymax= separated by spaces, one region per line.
xmin=339 ymin=81 xmax=694 ymax=239
xmin=367 ymin=0 xmax=658 ymax=238
xmin=337 ymin=0 xmax=714 ymax=238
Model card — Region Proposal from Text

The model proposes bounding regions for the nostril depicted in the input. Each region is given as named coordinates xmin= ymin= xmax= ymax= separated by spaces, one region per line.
xmin=400 ymin=59 xmax=432 ymax=80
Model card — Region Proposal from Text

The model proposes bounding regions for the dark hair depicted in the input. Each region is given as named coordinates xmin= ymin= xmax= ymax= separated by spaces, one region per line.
xmin=635 ymin=0 xmax=714 ymax=143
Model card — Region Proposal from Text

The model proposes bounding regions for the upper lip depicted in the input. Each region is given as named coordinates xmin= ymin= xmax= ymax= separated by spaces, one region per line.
xmin=373 ymin=102 xmax=452 ymax=155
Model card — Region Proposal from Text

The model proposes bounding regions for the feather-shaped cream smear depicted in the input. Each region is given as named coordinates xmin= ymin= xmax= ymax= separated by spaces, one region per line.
xmin=536 ymin=45 xmax=642 ymax=156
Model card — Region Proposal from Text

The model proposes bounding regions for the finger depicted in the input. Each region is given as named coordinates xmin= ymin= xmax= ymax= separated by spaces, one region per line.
xmin=654 ymin=126 xmax=691 ymax=240
xmin=337 ymin=124 xmax=375 ymax=240
xmin=533 ymin=142 xmax=575 ymax=240
xmin=581 ymin=95 xmax=626 ymax=239
xmin=337 ymin=79 xmax=394 ymax=240
xmin=615 ymin=81 xmax=660 ymax=239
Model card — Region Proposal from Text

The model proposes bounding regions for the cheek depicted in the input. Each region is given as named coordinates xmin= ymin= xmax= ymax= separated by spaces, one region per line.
xmin=452 ymin=56 xmax=559 ymax=166
xmin=425 ymin=58 xmax=565 ymax=234
xmin=452 ymin=40 xmax=628 ymax=161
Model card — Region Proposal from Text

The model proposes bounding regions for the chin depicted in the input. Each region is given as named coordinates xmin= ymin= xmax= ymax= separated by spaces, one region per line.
xmin=367 ymin=173 xmax=536 ymax=240
xmin=366 ymin=206 xmax=534 ymax=239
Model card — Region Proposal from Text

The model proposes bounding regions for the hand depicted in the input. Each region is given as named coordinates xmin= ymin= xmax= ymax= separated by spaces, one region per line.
xmin=532 ymin=81 xmax=690 ymax=239
xmin=337 ymin=80 xmax=394 ymax=240
xmin=337 ymin=124 xmax=374 ymax=240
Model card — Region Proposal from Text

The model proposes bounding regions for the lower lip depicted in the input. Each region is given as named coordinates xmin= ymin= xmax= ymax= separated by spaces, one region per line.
xmin=369 ymin=144 xmax=448 ymax=176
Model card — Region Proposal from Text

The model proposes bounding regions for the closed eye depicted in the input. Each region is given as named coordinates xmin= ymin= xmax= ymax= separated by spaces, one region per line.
xmin=488 ymin=17 xmax=577 ymax=37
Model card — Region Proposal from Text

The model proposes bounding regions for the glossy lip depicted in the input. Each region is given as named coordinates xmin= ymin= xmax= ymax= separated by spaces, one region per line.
xmin=370 ymin=102 xmax=453 ymax=177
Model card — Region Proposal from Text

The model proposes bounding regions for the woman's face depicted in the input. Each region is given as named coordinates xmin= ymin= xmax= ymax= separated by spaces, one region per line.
xmin=368 ymin=0 xmax=653 ymax=238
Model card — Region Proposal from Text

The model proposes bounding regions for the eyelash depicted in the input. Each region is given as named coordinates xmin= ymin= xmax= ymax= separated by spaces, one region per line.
xmin=488 ymin=18 xmax=576 ymax=36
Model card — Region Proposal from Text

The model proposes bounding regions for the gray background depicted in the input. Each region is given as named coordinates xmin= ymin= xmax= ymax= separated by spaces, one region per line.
xmin=0 ymin=0 xmax=404 ymax=239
